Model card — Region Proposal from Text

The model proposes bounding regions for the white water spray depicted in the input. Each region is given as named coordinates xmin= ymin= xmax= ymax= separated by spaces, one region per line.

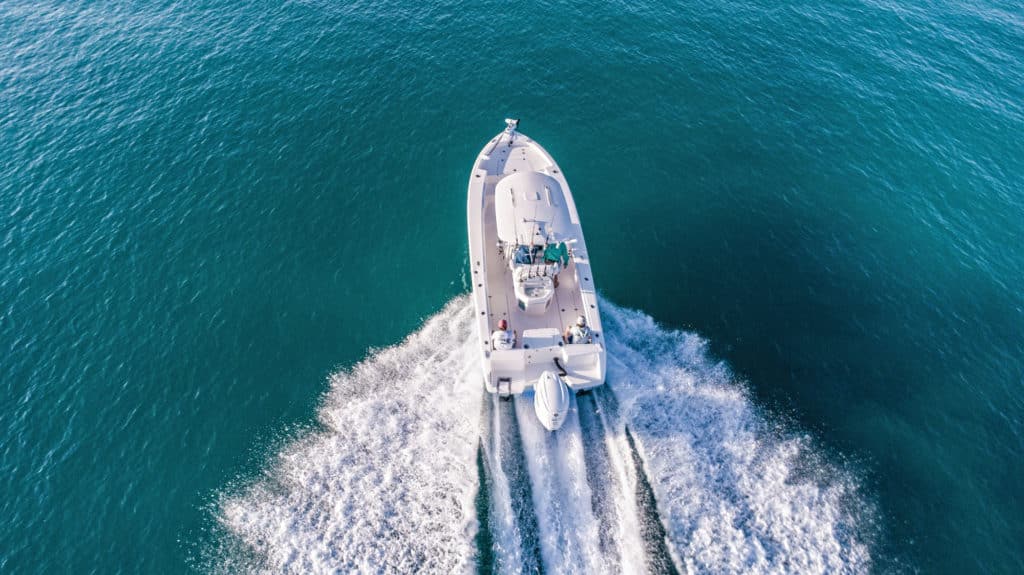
xmin=512 ymin=392 xmax=605 ymax=574
xmin=218 ymin=298 xmax=484 ymax=574
xmin=600 ymin=300 xmax=874 ymax=574
xmin=216 ymin=297 xmax=874 ymax=574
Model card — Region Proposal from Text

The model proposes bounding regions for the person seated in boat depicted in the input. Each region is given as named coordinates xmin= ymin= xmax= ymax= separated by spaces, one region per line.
xmin=564 ymin=315 xmax=592 ymax=344
xmin=491 ymin=319 xmax=516 ymax=350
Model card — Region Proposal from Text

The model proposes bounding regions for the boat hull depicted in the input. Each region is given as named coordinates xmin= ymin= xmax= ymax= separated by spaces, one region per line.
xmin=467 ymin=122 xmax=606 ymax=398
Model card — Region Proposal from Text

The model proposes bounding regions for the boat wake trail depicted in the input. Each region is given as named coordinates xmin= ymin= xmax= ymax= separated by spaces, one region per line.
xmin=216 ymin=298 xmax=484 ymax=573
xmin=214 ymin=297 xmax=874 ymax=574
xmin=598 ymin=300 xmax=874 ymax=574
xmin=479 ymin=393 xmax=542 ymax=574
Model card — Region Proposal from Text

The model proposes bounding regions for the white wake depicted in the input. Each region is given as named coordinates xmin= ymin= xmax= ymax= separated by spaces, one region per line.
xmin=512 ymin=392 xmax=604 ymax=574
xmin=217 ymin=298 xmax=484 ymax=574
xmin=215 ymin=297 xmax=874 ymax=574
xmin=600 ymin=300 xmax=874 ymax=574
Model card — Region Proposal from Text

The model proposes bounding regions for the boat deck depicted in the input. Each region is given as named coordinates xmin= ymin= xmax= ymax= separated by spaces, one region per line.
xmin=481 ymin=202 xmax=586 ymax=340
xmin=468 ymin=128 xmax=605 ymax=393
xmin=478 ymin=138 xmax=588 ymax=341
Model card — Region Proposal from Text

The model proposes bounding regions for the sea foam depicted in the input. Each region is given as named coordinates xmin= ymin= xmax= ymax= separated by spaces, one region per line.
xmin=217 ymin=297 xmax=874 ymax=574
xmin=218 ymin=297 xmax=484 ymax=574
xmin=601 ymin=300 xmax=874 ymax=574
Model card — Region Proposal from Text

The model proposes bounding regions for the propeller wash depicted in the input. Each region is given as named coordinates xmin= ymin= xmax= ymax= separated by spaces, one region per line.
xmin=214 ymin=297 xmax=874 ymax=574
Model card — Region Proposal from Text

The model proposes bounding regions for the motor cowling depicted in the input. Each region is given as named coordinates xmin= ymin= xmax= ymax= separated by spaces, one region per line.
xmin=534 ymin=370 xmax=570 ymax=431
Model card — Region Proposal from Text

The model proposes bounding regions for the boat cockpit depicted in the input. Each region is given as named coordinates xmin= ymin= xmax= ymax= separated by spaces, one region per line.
xmin=497 ymin=238 xmax=570 ymax=314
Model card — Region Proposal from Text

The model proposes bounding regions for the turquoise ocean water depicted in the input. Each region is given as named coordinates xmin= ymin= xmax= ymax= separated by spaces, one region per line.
xmin=2 ymin=1 xmax=1022 ymax=573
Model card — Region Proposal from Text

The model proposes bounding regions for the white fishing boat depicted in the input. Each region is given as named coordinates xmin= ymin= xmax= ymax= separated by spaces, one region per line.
xmin=467 ymin=119 xmax=606 ymax=431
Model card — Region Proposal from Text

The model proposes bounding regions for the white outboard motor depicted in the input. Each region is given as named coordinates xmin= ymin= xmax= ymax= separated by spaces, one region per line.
xmin=534 ymin=370 xmax=570 ymax=431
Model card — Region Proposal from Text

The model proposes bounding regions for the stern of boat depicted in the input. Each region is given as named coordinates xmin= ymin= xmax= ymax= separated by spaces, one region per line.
xmin=483 ymin=341 xmax=606 ymax=396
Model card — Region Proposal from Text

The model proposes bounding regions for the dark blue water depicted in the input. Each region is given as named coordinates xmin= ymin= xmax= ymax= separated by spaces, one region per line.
xmin=2 ymin=1 xmax=1022 ymax=573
